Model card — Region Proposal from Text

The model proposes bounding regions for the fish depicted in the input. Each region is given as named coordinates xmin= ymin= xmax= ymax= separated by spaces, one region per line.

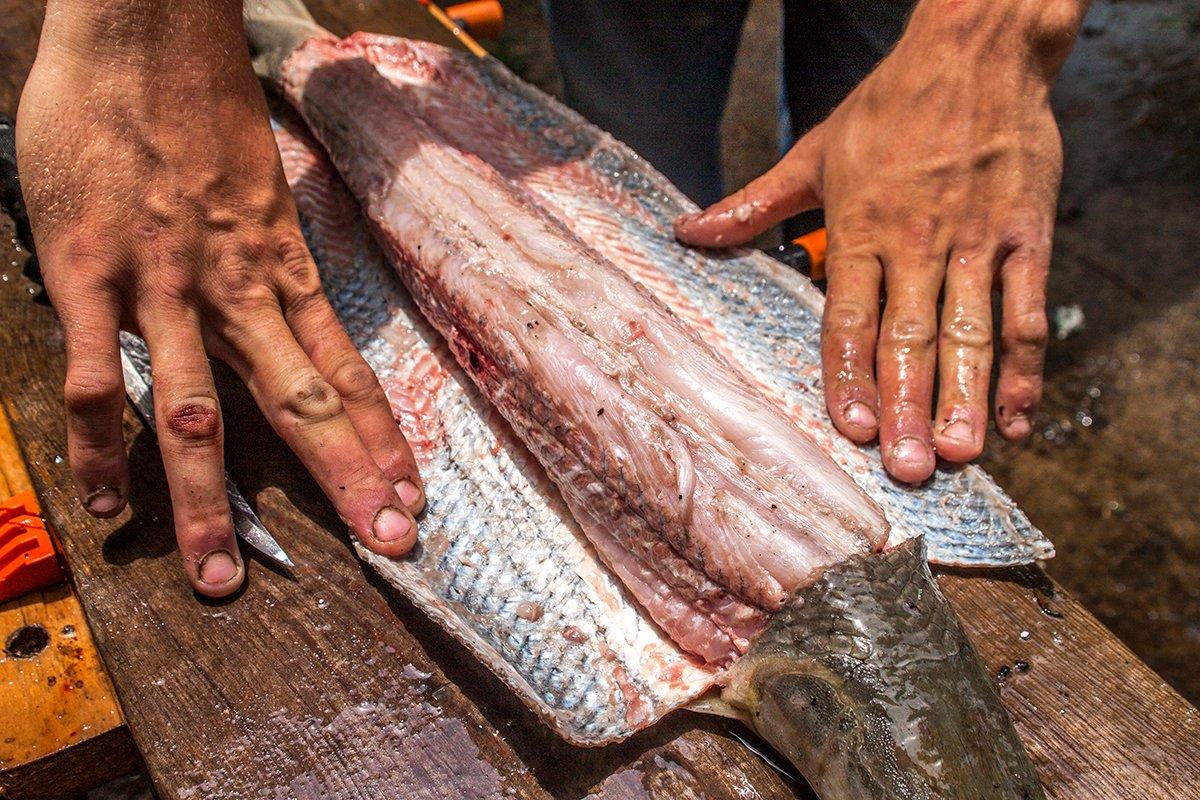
xmin=282 ymin=35 xmax=892 ymax=669
xmin=717 ymin=537 xmax=1045 ymax=799
xmin=248 ymin=2 xmax=1048 ymax=791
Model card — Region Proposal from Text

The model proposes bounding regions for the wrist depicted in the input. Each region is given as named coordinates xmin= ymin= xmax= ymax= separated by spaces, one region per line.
xmin=901 ymin=0 xmax=1089 ymax=83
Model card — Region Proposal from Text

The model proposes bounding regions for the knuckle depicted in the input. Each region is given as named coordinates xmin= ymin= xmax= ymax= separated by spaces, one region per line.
xmin=881 ymin=315 xmax=936 ymax=352
xmin=940 ymin=313 xmax=993 ymax=350
xmin=328 ymin=357 xmax=382 ymax=406
xmin=823 ymin=301 xmax=875 ymax=339
xmin=163 ymin=397 xmax=222 ymax=444
xmin=278 ymin=239 xmax=321 ymax=294
xmin=63 ymin=371 xmax=123 ymax=418
xmin=1003 ymin=311 xmax=1049 ymax=351
xmin=279 ymin=372 xmax=344 ymax=426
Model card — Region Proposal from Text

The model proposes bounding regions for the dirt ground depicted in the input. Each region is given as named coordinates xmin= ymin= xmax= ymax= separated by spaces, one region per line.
xmin=497 ymin=0 xmax=1200 ymax=704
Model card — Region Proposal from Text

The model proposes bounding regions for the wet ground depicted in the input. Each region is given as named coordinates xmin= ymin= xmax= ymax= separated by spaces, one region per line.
xmin=498 ymin=0 xmax=1200 ymax=703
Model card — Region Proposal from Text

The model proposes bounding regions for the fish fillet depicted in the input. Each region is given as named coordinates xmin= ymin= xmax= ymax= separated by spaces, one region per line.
xmin=283 ymin=38 xmax=889 ymax=667
xmin=257 ymin=25 xmax=1055 ymax=745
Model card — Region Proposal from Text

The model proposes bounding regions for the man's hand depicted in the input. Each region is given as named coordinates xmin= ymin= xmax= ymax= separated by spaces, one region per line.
xmin=676 ymin=0 xmax=1087 ymax=483
xmin=18 ymin=0 xmax=424 ymax=596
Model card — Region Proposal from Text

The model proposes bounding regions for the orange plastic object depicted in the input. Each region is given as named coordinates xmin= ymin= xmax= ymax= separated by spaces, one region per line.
xmin=447 ymin=1 xmax=504 ymax=39
xmin=791 ymin=227 xmax=828 ymax=280
xmin=0 ymin=490 xmax=64 ymax=604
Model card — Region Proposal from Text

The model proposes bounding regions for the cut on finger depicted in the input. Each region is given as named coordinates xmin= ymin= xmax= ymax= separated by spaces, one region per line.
xmin=141 ymin=310 xmax=243 ymax=597
xmin=995 ymin=242 xmax=1050 ymax=441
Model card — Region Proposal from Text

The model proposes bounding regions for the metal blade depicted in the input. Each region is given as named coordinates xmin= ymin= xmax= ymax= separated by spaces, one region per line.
xmin=118 ymin=332 xmax=295 ymax=570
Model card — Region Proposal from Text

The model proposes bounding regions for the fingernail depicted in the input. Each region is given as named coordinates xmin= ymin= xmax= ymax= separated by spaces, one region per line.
xmin=1007 ymin=413 xmax=1032 ymax=438
xmin=844 ymin=401 xmax=878 ymax=430
xmin=394 ymin=479 xmax=422 ymax=509
xmin=372 ymin=506 xmax=413 ymax=543
xmin=892 ymin=436 xmax=930 ymax=466
xmin=85 ymin=486 xmax=124 ymax=516
xmin=940 ymin=419 xmax=975 ymax=444
xmin=198 ymin=549 xmax=240 ymax=585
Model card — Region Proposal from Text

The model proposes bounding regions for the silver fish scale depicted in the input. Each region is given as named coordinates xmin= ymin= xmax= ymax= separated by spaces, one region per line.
xmin=451 ymin=56 xmax=1054 ymax=567
xmin=281 ymin=137 xmax=715 ymax=745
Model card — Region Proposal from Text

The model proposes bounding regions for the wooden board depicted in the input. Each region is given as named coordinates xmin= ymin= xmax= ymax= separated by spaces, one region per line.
xmin=1 ymin=4 xmax=1199 ymax=798
xmin=0 ymin=409 xmax=140 ymax=800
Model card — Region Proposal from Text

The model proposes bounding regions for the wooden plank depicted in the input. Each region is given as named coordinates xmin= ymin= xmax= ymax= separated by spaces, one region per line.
xmin=0 ymin=239 xmax=553 ymax=798
xmin=938 ymin=568 xmax=1200 ymax=799
xmin=1 ymin=4 xmax=1198 ymax=798
xmin=304 ymin=0 xmax=461 ymax=47
xmin=0 ymin=408 xmax=140 ymax=800
xmin=5 ymin=204 xmax=1200 ymax=800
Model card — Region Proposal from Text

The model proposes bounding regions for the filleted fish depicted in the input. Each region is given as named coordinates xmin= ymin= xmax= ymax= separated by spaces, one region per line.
xmin=251 ymin=1 xmax=1048 ymax=794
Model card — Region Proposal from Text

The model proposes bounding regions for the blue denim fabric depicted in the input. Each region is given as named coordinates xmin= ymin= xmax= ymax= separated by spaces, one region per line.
xmin=542 ymin=0 xmax=910 ymax=206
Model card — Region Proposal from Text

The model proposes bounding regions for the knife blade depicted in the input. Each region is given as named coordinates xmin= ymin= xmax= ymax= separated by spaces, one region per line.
xmin=118 ymin=332 xmax=295 ymax=570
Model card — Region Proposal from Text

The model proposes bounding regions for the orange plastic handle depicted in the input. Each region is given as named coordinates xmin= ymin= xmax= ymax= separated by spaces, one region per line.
xmin=0 ymin=490 xmax=64 ymax=604
xmin=447 ymin=1 xmax=504 ymax=39
xmin=791 ymin=227 xmax=828 ymax=280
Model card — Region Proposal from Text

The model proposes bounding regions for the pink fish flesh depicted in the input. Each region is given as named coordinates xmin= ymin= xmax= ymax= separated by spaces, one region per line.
xmin=281 ymin=36 xmax=889 ymax=666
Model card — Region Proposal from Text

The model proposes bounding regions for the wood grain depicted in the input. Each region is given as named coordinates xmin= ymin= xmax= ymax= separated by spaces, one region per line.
xmin=1 ymin=3 xmax=1199 ymax=797
xmin=0 ymin=408 xmax=139 ymax=799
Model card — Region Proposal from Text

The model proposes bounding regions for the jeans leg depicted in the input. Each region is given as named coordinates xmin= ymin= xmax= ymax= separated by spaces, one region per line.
xmin=780 ymin=0 xmax=910 ymax=235
xmin=781 ymin=0 xmax=910 ymax=137
xmin=542 ymin=0 xmax=751 ymax=205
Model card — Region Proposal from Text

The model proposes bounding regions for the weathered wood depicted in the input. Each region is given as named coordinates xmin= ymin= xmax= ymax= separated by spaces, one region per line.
xmin=304 ymin=0 xmax=461 ymax=47
xmin=938 ymin=568 xmax=1200 ymax=799
xmin=0 ymin=409 xmax=139 ymax=800
xmin=1 ymin=4 xmax=1199 ymax=798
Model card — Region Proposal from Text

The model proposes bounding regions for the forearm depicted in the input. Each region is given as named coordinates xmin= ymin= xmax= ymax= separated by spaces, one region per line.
xmin=39 ymin=0 xmax=248 ymax=80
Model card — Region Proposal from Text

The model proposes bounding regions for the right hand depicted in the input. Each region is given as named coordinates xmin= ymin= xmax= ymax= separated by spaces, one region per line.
xmin=17 ymin=0 xmax=424 ymax=597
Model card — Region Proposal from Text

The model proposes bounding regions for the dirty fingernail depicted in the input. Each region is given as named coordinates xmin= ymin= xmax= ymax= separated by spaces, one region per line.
xmin=394 ymin=480 xmax=422 ymax=509
xmin=892 ymin=436 xmax=930 ymax=466
xmin=373 ymin=506 xmax=413 ymax=543
xmin=940 ymin=419 xmax=975 ymax=443
xmin=198 ymin=549 xmax=240 ymax=585
xmin=85 ymin=486 xmax=124 ymax=516
xmin=1007 ymin=413 xmax=1032 ymax=439
xmin=844 ymin=401 xmax=877 ymax=430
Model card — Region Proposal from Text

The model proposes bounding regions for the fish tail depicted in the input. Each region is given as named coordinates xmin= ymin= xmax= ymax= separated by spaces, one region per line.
xmin=243 ymin=0 xmax=330 ymax=83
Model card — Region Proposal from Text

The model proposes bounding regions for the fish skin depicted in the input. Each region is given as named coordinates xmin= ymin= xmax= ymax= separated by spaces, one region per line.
xmin=337 ymin=34 xmax=1054 ymax=569
xmin=282 ymin=39 xmax=890 ymax=667
xmin=260 ymin=29 xmax=1054 ymax=747
xmin=721 ymin=537 xmax=1045 ymax=800
xmin=274 ymin=114 xmax=718 ymax=745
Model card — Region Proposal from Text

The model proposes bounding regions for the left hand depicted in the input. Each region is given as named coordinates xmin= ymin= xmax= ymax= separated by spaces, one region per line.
xmin=675 ymin=0 xmax=1087 ymax=484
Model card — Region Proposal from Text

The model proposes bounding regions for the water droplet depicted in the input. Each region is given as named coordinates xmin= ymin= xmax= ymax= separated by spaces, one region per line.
xmin=53 ymin=455 xmax=64 ymax=464
xmin=1019 ymin=630 xmax=1031 ymax=640
xmin=316 ymin=597 xmax=329 ymax=609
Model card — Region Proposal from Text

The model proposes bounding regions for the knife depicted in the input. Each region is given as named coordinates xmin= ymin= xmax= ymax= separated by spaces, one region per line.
xmin=118 ymin=332 xmax=295 ymax=570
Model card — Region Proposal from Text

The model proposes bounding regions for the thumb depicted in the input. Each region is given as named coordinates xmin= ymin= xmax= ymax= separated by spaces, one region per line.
xmin=674 ymin=123 xmax=826 ymax=248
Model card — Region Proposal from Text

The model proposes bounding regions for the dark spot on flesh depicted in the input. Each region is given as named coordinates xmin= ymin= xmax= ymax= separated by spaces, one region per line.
xmin=468 ymin=351 xmax=481 ymax=372
xmin=596 ymin=408 xmax=604 ymax=416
